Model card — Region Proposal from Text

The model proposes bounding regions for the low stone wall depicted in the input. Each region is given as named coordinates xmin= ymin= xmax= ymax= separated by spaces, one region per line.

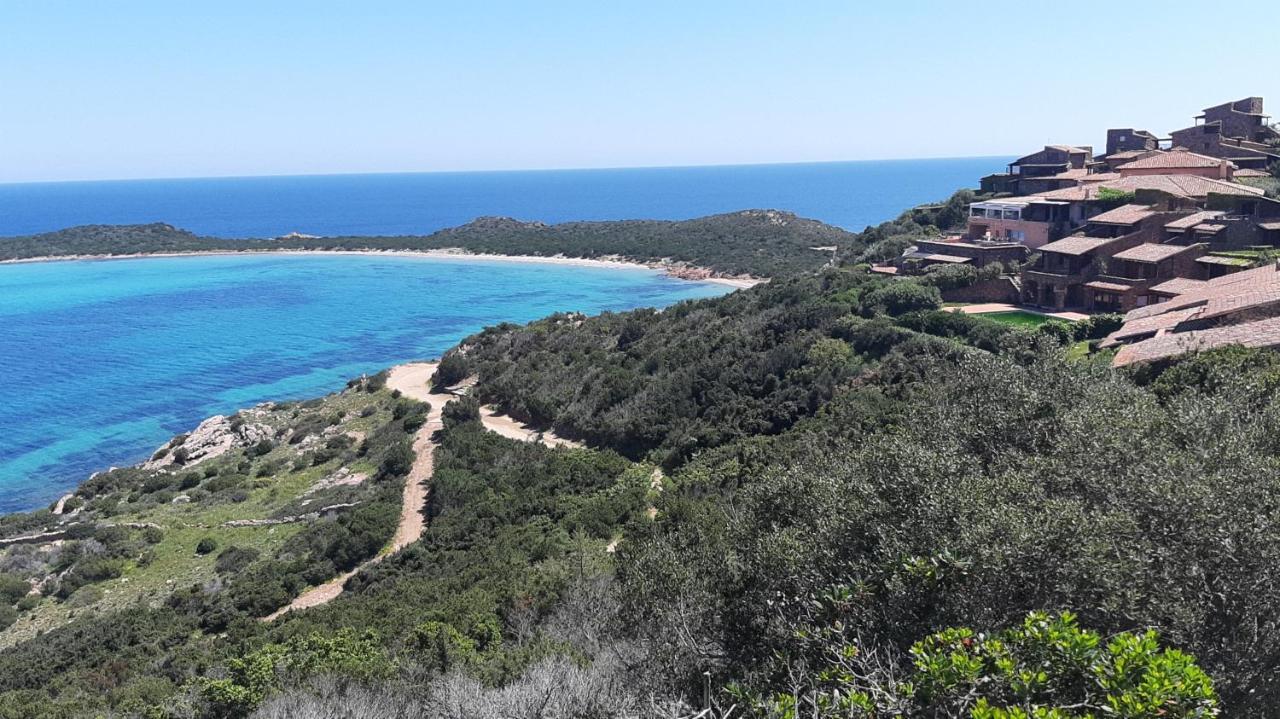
xmin=941 ymin=277 xmax=1020 ymax=304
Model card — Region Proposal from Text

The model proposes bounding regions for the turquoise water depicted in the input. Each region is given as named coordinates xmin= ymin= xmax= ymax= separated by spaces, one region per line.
xmin=0 ymin=254 xmax=728 ymax=511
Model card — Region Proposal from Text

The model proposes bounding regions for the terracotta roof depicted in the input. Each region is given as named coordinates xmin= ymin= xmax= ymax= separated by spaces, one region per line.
xmin=1042 ymin=168 xmax=1091 ymax=181
xmin=1085 ymin=280 xmax=1136 ymax=293
xmin=1236 ymin=168 xmax=1272 ymax=177
xmin=1080 ymin=172 xmax=1122 ymax=183
xmin=1194 ymin=223 xmax=1226 ymax=234
xmin=904 ymin=251 xmax=971 ymax=264
xmin=1106 ymin=150 xmax=1151 ymax=161
xmin=1125 ymin=263 xmax=1280 ymax=322
xmin=1195 ymin=254 xmax=1251 ymax=266
xmin=1111 ymin=243 xmax=1195 ymax=263
xmin=1107 ymin=306 xmax=1204 ymax=342
xmin=1113 ymin=315 xmax=1280 ymax=367
xmin=1149 ymin=277 xmax=1208 ymax=295
xmin=1032 ymin=175 xmax=1263 ymax=202
xmin=1089 ymin=204 xmax=1157 ymax=225
xmin=1105 ymin=175 xmax=1263 ymax=198
xmin=1117 ymin=150 xmax=1233 ymax=170
xmin=1038 ymin=236 xmax=1115 ymax=256
xmin=1165 ymin=211 xmax=1224 ymax=230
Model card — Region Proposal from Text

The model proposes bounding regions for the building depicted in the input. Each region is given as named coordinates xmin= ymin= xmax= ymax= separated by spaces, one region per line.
xmin=1106 ymin=128 xmax=1160 ymax=155
xmin=1022 ymin=233 xmax=1143 ymax=310
xmin=1032 ymin=174 xmax=1265 ymax=204
xmin=900 ymin=237 xmax=1029 ymax=271
xmin=1192 ymin=97 xmax=1277 ymax=144
xmin=1168 ymin=97 xmax=1280 ymax=170
xmin=1102 ymin=261 xmax=1280 ymax=366
xmin=983 ymin=145 xmax=1098 ymax=195
xmin=964 ymin=197 xmax=1077 ymax=248
xmin=1102 ymin=149 xmax=1162 ymax=172
xmin=1086 ymin=241 xmax=1205 ymax=312
xmin=1115 ymin=150 xmax=1236 ymax=180
xmin=1008 ymin=145 xmax=1095 ymax=178
xmin=1020 ymin=203 xmax=1203 ymax=311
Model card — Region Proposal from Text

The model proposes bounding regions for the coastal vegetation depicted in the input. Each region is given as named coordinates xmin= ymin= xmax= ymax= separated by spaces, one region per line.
xmin=0 ymin=211 xmax=859 ymax=278
xmin=4 ymin=191 xmax=1276 ymax=717
xmin=0 ymin=191 xmax=982 ymax=280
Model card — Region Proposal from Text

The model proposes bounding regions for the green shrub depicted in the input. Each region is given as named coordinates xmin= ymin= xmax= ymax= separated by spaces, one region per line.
xmin=195 ymin=537 xmax=219 ymax=556
xmin=0 ymin=574 xmax=29 ymax=606
xmin=442 ymin=395 xmax=481 ymax=429
xmin=1037 ymin=319 xmax=1076 ymax=345
xmin=861 ymin=282 xmax=942 ymax=316
xmin=214 ymin=546 xmax=260 ymax=575
xmin=910 ymin=612 xmax=1217 ymax=717
xmin=920 ymin=263 xmax=979 ymax=291
xmin=434 ymin=352 xmax=471 ymax=389
xmin=378 ymin=441 xmax=415 ymax=479
xmin=1076 ymin=312 xmax=1124 ymax=340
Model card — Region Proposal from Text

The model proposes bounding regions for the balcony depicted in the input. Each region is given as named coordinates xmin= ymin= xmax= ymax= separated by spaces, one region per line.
xmin=1023 ymin=269 xmax=1086 ymax=285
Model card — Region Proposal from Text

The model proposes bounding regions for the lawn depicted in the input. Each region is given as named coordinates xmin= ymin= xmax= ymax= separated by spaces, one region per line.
xmin=981 ymin=310 xmax=1055 ymax=328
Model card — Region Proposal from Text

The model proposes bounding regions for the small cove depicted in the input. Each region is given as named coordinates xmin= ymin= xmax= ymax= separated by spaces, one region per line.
xmin=0 ymin=253 xmax=729 ymax=511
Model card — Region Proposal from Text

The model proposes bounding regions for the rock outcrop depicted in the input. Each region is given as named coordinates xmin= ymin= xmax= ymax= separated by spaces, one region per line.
xmin=144 ymin=415 xmax=273 ymax=470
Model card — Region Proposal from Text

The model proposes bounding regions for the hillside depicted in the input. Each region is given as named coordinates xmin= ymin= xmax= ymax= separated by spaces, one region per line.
xmin=0 ymin=260 xmax=1270 ymax=717
xmin=0 ymin=210 xmax=864 ymax=278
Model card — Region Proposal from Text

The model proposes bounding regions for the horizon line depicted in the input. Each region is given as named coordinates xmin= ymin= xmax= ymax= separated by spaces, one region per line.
xmin=0 ymin=154 xmax=1017 ymax=188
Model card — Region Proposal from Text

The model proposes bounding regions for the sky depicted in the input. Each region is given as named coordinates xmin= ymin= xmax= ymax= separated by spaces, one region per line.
xmin=1 ymin=1 xmax=1277 ymax=183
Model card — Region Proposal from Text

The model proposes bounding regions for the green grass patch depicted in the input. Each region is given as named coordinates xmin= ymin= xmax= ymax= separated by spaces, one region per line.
xmin=980 ymin=310 xmax=1055 ymax=328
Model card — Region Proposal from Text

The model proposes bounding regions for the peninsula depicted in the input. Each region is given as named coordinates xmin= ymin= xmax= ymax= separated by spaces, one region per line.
xmin=0 ymin=209 xmax=863 ymax=283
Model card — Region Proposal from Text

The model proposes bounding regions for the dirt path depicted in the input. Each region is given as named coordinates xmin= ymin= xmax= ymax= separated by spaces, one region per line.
xmin=478 ymin=406 xmax=583 ymax=449
xmin=264 ymin=363 xmax=453 ymax=620
xmin=52 ymin=494 xmax=74 ymax=515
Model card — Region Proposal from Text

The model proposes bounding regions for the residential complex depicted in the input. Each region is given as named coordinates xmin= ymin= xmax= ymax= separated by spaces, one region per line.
xmin=890 ymin=95 xmax=1280 ymax=366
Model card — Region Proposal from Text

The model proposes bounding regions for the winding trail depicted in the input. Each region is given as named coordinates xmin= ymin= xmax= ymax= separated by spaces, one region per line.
xmin=264 ymin=363 xmax=454 ymax=621
xmin=265 ymin=362 xmax=581 ymax=620
xmin=478 ymin=406 xmax=583 ymax=449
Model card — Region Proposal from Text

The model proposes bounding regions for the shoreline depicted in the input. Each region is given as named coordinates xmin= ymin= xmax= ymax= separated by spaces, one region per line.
xmin=0 ymin=248 xmax=765 ymax=288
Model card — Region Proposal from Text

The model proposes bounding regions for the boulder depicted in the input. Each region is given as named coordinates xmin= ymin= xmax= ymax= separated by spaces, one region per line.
xmin=144 ymin=415 xmax=273 ymax=470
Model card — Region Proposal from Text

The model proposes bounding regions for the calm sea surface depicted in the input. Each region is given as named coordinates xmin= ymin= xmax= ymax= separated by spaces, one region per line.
xmin=0 ymin=158 xmax=1008 ymax=237
xmin=0 ymin=158 xmax=1009 ymax=511
xmin=0 ymin=255 xmax=727 ymax=511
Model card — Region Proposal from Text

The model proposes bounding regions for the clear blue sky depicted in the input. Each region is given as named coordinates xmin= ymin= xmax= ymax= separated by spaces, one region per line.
xmin=1 ymin=0 xmax=1276 ymax=183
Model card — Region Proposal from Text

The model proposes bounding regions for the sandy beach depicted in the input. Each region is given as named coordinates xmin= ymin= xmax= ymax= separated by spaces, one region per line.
xmin=0 ymin=248 xmax=764 ymax=288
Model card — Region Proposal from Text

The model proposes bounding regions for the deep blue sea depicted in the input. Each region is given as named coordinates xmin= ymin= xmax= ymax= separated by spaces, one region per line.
xmin=0 ymin=158 xmax=1008 ymax=237
xmin=0 ymin=158 xmax=1010 ymax=511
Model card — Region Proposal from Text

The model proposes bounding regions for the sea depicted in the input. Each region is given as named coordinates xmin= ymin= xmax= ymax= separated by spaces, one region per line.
xmin=0 ymin=157 xmax=1009 ymax=511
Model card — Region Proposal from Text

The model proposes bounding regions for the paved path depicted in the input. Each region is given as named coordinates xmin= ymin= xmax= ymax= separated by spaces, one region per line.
xmin=952 ymin=303 xmax=1090 ymax=321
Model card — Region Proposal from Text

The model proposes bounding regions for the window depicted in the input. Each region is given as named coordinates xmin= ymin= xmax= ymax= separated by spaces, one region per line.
xmin=1007 ymin=230 xmax=1027 ymax=243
